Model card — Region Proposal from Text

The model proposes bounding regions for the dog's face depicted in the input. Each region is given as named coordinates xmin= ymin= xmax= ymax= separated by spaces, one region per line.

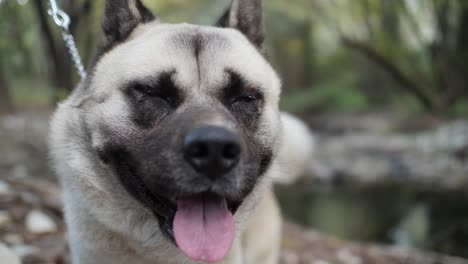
xmin=57 ymin=0 xmax=280 ymax=262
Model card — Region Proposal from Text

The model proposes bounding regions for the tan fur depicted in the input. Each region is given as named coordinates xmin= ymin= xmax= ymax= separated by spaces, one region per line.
xmin=241 ymin=189 xmax=282 ymax=263
xmin=229 ymin=0 xmax=241 ymax=27
xmin=128 ymin=0 xmax=142 ymax=21
xmin=50 ymin=13 xmax=312 ymax=264
xmin=52 ymin=111 xmax=293 ymax=264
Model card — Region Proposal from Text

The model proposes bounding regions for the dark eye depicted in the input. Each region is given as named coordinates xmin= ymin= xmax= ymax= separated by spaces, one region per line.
xmin=134 ymin=84 xmax=157 ymax=97
xmin=234 ymin=95 xmax=257 ymax=103
xmin=133 ymin=84 xmax=173 ymax=104
xmin=229 ymin=92 xmax=264 ymax=127
xmin=232 ymin=93 xmax=263 ymax=105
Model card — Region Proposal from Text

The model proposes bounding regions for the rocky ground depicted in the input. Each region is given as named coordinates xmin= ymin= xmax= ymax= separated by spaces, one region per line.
xmin=1 ymin=177 xmax=467 ymax=264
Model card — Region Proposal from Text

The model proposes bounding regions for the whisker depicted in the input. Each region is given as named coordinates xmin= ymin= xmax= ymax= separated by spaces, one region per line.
xmin=256 ymin=181 xmax=274 ymax=192
xmin=262 ymin=175 xmax=286 ymax=181
xmin=266 ymin=168 xmax=294 ymax=175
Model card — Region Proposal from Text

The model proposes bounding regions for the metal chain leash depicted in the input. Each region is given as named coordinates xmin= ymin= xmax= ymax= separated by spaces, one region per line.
xmin=47 ymin=0 xmax=87 ymax=80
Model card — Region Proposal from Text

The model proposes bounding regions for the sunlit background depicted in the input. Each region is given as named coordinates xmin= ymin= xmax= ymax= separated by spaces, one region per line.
xmin=1 ymin=0 xmax=468 ymax=262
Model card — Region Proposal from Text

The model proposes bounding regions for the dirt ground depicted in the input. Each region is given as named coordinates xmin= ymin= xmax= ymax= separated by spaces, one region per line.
xmin=1 ymin=177 xmax=467 ymax=264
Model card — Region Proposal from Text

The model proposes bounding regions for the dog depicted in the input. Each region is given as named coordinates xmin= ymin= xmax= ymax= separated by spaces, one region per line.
xmin=49 ymin=0 xmax=313 ymax=263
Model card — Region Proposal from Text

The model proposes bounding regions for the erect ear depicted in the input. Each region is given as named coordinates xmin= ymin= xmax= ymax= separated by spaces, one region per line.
xmin=216 ymin=0 xmax=265 ymax=52
xmin=100 ymin=0 xmax=156 ymax=52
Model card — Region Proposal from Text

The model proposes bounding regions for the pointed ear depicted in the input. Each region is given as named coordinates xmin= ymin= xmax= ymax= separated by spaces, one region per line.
xmin=216 ymin=0 xmax=265 ymax=52
xmin=101 ymin=0 xmax=155 ymax=51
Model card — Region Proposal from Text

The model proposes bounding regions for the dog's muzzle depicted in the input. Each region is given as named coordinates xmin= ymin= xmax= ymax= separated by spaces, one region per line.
xmin=98 ymin=124 xmax=248 ymax=262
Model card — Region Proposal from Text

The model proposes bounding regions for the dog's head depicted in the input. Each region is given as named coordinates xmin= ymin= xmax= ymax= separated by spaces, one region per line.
xmin=58 ymin=0 xmax=281 ymax=262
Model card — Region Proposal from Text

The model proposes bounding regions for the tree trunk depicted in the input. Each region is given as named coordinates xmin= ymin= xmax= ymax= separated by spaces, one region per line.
xmin=301 ymin=20 xmax=314 ymax=88
xmin=0 ymin=70 xmax=12 ymax=114
xmin=455 ymin=2 xmax=468 ymax=99
xmin=341 ymin=37 xmax=439 ymax=111
xmin=4 ymin=1 xmax=32 ymax=75
xmin=302 ymin=1 xmax=315 ymax=88
xmin=31 ymin=0 xmax=72 ymax=102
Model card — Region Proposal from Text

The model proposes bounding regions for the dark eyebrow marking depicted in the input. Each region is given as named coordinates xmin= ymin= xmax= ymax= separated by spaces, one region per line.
xmin=152 ymin=71 xmax=181 ymax=100
xmin=124 ymin=70 xmax=184 ymax=129
xmin=221 ymin=69 xmax=265 ymax=131
xmin=222 ymin=69 xmax=263 ymax=101
xmin=125 ymin=70 xmax=183 ymax=102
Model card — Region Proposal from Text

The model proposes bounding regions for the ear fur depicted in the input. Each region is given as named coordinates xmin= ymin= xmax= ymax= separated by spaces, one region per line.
xmin=216 ymin=0 xmax=265 ymax=53
xmin=100 ymin=0 xmax=155 ymax=54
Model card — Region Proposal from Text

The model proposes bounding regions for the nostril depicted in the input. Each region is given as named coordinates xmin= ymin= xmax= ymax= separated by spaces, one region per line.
xmin=183 ymin=126 xmax=241 ymax=178
xmin=186 ymin=142 xmax=209 ymax=159
xmin=223 ymin=143 xmax=240 ymax=160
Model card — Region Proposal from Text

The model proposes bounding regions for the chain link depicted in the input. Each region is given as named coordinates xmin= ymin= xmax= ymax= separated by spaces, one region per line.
xmin=47 ymin=0 xmax=87 ymax=80
xmin=62 ymin=29 xmax=87 ymax=80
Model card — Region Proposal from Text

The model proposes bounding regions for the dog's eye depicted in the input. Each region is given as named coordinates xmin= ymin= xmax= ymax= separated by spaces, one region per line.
xmin=134 ymin=84 xmax=158 ymax=97
xmin=232 ymin=93 xmax=263 ymax=105
xmin=133 ymin=84 xmax=173 ymax=104
xmin=234 ymin=95 xmax=257 ymax=103
xmin=229 ymin=92 xmax=264 ymax=127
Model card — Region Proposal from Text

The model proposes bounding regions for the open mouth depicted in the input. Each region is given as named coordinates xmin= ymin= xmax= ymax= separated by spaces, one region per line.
xmin=106 ymin=148 xmax=243 ymax=262
xmin=173 ymin=193 xmax=239 ymax=263
xmin=151 ymin=192 xmax=241 ymax=263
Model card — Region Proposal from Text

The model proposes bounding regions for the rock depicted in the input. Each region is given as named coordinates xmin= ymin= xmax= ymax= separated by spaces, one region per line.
xmin=0 ymin=180 xmax=13 ymax=200
xmin=0 ymin=211 xmax=12 ymax=229
xmin=281 ymin=223 xmax=468 ymax=264
xmin=336 ymin=248 xmax=362 ymax=264
xmin=25 ymin=210 xmax=57 ymax=235
xmin=0 ymin=243 xmax=21 ymax=264
xmin=282 ymin=251 xmax=300 ymax=264
xmin=3 ymin=234 xmax=23 ymax=245
xmin=312 ymin=260 xmax=331 ymax=264
xmin=19 ymin=192 xmax=40 ymax=206
xmin=11 ymin=164 xmax=28 ymax=178
xmin=11 ymin=245 xmax=40 ymax=259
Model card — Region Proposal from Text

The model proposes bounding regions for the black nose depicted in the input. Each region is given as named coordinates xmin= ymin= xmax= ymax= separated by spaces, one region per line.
xmin=183 ymin=126 xmax=241 ymax=179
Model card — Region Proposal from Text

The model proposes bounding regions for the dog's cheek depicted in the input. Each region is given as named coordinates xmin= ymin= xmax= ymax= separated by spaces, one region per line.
xmin=239 ymin=133 xmax=274 ymax=189
xmin=236 ymin=147 xmax=272 ymax=200
xmin=130 ymin=97 xmax=172 ymax=129
xmin=231 ymin=101 xmax=263 ymax=130
xmin=258 ymin=147 xmax=274 ymax=176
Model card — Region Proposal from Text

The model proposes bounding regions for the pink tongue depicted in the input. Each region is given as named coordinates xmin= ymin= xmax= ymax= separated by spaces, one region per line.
xmin=174 ymin=195 xmax=235 ymax=263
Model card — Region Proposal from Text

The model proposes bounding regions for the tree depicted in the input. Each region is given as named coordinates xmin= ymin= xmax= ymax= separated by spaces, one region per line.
xmin=316 ymin=0 xmax=468 ymax=112
xmin=31 ymin=0 xmax=92 ymax=101
xmin=0 ymin=69 xmax=12 ymax=113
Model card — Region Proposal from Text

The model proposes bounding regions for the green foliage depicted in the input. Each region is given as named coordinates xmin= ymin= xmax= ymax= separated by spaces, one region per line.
xmin=450 ymin=100 xmax=468 ymax=117
xmin=389 ymin=94 xmax=425 ymax=115
xmin=1 ymin=0 xmax=467 ymax=114
xmin=281 ymin=74 xmax=368 ymax=113
xmin=330 ymin=86 xmax=368 ymax=112
xmin=10 ymin=78 xmax=51 ymax=107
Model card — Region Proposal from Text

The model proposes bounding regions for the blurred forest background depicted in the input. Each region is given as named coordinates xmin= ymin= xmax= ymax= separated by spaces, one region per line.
xmin=1 ymin=0 xmax=468 ymax=263
xmin=2 ymin=0 xmax=468 ymax=114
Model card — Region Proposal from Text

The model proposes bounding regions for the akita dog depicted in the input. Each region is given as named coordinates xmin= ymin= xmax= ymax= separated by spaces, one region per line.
xmin=50 ymin=0 xmax=313 ymax=263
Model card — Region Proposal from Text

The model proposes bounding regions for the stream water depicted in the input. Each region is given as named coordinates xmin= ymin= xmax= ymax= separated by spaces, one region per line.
xmin=276 ymin=183 xmax=468 ymax=258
